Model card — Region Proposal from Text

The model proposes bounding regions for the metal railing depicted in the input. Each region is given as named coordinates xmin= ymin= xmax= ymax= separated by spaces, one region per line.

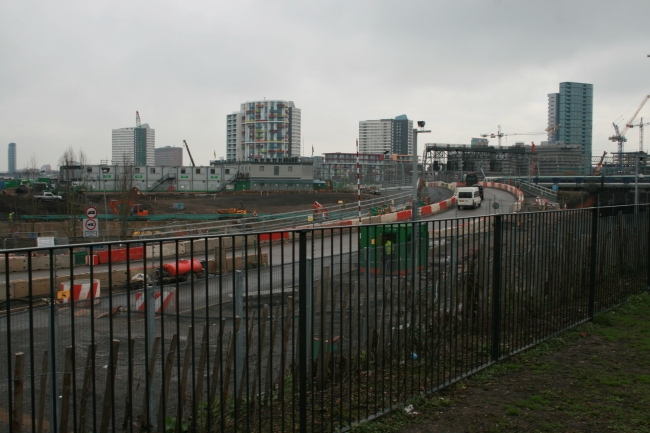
xmin=516 ymin=180 xmax=558 ymax=201
xmin=0 ymin=204 xmax=648 ymax=432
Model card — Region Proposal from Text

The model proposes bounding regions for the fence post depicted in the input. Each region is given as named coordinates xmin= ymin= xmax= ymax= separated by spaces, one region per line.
xmin=491 ymin=215 xmax=502 ymax=362
xmin=298 ymin=230 xmax=308 ymax=433
xmin=647 ymin=205 xmax=650 ymax=293
xmin=48 ymin=301 xmax=59 ymax=431
xmin=233 ymin=270 xmax=244 ymax=393
xmin=589 ymin=207 xmax=599 ymax=318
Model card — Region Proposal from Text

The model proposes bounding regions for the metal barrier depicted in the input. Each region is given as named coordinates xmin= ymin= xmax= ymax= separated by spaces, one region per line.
xmin=0 ymin=205 xmax=648 ymax=432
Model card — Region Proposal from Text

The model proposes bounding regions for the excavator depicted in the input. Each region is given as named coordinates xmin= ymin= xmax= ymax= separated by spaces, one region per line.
xmin=109 ymin=200 xmax=149 ymax=217
xmin=594 ymin=151 xmax=607 ymax=176
xmin=313 ymin=201 xmax=329 ymax=220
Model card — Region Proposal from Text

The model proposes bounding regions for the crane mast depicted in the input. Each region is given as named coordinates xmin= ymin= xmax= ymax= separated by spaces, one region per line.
xmin=183 ymin=140 xmax=196 ymax=167
xmin=136 ymin=111 xmax=141 ymax=128
xmin=610 ymin=95 xmax=650 ymax=170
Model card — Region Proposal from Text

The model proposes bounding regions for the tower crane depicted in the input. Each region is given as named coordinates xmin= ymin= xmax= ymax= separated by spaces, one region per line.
xmin=136 ymin=111 xmax=141 ymax=127
xmin=480 ymin=125 xmax=561 ymax=149
xmin=183 ymin=140 xmax=196 ymax=167
xmin=609 ymin=95 xmax=650 ymax=170
xmin=626 ymin=117 xmax=650 ymax=152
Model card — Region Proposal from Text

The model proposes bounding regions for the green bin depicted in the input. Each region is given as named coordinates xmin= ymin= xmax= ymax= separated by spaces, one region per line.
xmin=73 ymin=251 xmax=88 ymax=266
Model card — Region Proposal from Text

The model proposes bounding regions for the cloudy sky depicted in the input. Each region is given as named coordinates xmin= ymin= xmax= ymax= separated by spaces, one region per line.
xmin=1 ymin=0 xmax=649 ymax=171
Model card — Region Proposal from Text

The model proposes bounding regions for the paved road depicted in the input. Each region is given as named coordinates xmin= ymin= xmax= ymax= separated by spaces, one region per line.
xmin=5 ymin=187 xmax=516 ymax=282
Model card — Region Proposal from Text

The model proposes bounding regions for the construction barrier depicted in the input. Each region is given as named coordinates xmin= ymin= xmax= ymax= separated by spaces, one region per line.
xmin=134 ymin=290 xmax=176 ymax=314
xmin=59 ymin=279 xmax=101 ymax=306
xmin=476 ymin=181 xmax=524 ymax=212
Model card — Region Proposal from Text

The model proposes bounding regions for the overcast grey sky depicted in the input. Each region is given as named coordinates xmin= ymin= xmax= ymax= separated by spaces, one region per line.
xmin=1 ymin=0 xmax=649 ymax=170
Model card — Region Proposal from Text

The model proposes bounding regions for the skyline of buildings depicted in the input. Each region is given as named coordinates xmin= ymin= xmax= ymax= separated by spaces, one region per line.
xmin=547 ymin=82 xmax=593 ymax=167
xmin=226 ymin=100 xmax=301 ymax=161
xmin=359 ymin=115 xmax=414 ymax=156
xmin=111 ymin=123 xmax=155 ymax=166
xmin=7 ymin=143 xmax=16 ymax=175
xmin=155 ymin=146 xmax=183 ymax=166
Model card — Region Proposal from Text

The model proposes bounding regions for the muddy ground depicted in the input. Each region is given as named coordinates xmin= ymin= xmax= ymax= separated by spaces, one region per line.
xmin=0 ymin=190 xmax=381 ymax=218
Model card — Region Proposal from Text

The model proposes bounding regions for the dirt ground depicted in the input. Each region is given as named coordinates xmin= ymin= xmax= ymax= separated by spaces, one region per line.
xmin=355 ymin=294 xmax=650 ymax=433
xmin=0 ymin=190 xmax=378 ymax=218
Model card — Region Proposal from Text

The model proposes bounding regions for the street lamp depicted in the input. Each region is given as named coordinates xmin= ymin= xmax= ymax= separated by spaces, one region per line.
xmin=101 ymin=167 xmax=110 ymax=239
xmin=413 ymin=121 xmax=431 ymax=221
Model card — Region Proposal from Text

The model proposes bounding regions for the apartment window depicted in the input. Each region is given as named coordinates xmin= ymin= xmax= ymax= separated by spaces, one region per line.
xmin=134 ymin=168 xmax=140 ymax=173
xmin=86 ymin=168 xmax=92 ymax=173
xmin=181 ymin=169 xmax=186 ymax=174
xmin=260 ymin=166 xmax=264 ymax=171
xmin=225 ymin=169 xmax=231 ymax=174
xmin=274 ymin=166 xmax=279 ymax=176
xmin=150 ymin=168 xmax=156 ymax=174
xmin=288 ymin=166 xmax=293 ymax=172
xmin=196 ymin=168 xmax=201 ymax=174
xmin=210 ymin=169 xmax=216 ymax=174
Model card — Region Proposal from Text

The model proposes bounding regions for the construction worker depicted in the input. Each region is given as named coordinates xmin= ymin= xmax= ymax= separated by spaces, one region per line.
xmin=385 ymin=239 xmax=392 ymax=256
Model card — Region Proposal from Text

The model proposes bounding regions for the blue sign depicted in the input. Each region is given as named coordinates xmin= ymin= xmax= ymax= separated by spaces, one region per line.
xmin=552 ymin=185 xmax=559 ymax=191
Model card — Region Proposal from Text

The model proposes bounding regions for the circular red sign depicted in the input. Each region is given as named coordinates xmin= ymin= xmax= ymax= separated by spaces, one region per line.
xmin=84 ymin=219 xmax=97 ymax=230
xmin=85 ymin=206 xmax=98 ymax=218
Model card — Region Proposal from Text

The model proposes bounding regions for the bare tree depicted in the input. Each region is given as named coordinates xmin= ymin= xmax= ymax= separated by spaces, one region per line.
xmin=115 ymin=157 xmax=135 ymax=238
xmin=57 ymin=147 xmax=86 ymax=237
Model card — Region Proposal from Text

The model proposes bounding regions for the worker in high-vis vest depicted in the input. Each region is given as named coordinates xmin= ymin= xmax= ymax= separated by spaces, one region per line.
xmin=385 ymin=239 xmax=392 ymax=255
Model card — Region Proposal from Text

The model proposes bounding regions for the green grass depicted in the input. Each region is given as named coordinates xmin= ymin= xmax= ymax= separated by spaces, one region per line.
xmin=351 ymin=293 xmax=650 ymax=433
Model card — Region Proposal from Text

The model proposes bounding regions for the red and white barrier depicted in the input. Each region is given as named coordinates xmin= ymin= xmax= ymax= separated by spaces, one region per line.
xmin=476 ymin=181 xmax=524 ymax=212
xmin=58 ymin=279 xmax=101 ymax=306
xmin=135 ymin=290 xmax=176 ymax=314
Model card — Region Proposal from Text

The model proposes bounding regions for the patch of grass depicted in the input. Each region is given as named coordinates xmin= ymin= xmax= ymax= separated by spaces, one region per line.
xmin=593 ymin=312 xmax=614 ymax=327
xmin=504 ymin=406 xmax=521 ymax=416
xmin=537 ymin=421 xmax=564 ymax=431
xmin=568 ymin=403 xmax=589 ymax=412
xmin=635 ymin=374 xmax=650 ymax=384
xmin=597 ymin=373 xmax=633 ymax=387
xmin=530 ymin=362 xmax=555 ymax=373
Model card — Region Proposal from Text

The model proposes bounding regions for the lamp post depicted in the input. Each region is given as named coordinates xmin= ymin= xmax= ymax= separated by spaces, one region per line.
xmin=413 ymin=121 xmax=431 ymax=222
xmin=101 ymin=167 xmax=110 ymax=240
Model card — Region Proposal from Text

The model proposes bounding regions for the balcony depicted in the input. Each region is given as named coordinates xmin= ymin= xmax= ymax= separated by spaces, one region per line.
xmin=256 ymin=103 xmax=264 ymax=108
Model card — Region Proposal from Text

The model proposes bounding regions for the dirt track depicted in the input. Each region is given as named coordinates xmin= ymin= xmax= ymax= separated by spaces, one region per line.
xmin=0 ymin=190 xmax=382 ymax=218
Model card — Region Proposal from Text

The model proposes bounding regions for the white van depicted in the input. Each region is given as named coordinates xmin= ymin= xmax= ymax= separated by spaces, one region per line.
xmin=457 ymin=187 xmax=482 ymax=209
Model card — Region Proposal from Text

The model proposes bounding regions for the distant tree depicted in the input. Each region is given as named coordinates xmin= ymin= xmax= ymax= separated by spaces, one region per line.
xmin=57 ymin=147 xmax=88 ymax=237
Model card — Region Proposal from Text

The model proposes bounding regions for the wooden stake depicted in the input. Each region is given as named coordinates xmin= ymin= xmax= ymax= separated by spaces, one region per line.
xmin=250 ymin=304 xmax=269 ymax=406
xmin=279 ymin=296 xmax=294 ymax=400
xmin=36 ymin=350 xmax=48 ymax=433
xmin=79 ymin=344 xmax=97 ymax=433
xmin=12 ymin=352 xmax=24 ymax=433
xmin=208 ymin=318 xmax=226 ymax=411
xmin=121 ymin=338 xmax=135 ymax=433
xmin=158 ymin=334 xmax=178 ymax=432
xmin=194 ymin=324 xmax=209 ymax=411
xmin=59 ymin=346 xmax=74 ymax=433
xmin=222 ymin=317 xmax=241 ymax=399
xmin=264 ymin=302 xmax=282 ymax=403
xmin=177 ymin=327 xmax=193 ymax=432
xmin=100 ymin=340 xmax=120 ymax=433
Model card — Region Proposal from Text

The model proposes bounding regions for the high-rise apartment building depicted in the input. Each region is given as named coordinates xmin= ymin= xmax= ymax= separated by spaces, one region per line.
xmin=7 ymin=143 xmax=16 ymax=174
xmin=112 ymin=123 xmax=155 ymax=165
xmin=359 ymin=115 xmax=413 ymax=155
xmin=155 ymin=146 xmax=183 ymax=166
xmin=547 ymin=82 xmax=593 ymax=164
xmin=226 ymin=100 xmax=301 ymax=161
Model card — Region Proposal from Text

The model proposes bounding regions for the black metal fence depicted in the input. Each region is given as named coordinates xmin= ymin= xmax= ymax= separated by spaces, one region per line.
xmin=0 ymin=205 xmax=648 ymax=432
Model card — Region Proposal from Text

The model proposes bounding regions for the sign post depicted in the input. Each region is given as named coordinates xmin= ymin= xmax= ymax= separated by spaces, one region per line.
xmin=84 ymin=206 xmax=99 ymax=238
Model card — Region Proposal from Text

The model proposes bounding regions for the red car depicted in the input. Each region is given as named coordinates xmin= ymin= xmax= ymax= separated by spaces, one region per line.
xmin=154 ymin=258 xmax=205 ymax=282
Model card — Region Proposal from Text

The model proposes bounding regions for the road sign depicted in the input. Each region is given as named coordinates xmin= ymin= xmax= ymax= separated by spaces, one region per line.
xmin=83 ymin=218 xmax=99 ymax=237
xmin=85 ymin=206 xmax=98 ymax=219
xmin=492 ymin=202 xmax=500 ymax=209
